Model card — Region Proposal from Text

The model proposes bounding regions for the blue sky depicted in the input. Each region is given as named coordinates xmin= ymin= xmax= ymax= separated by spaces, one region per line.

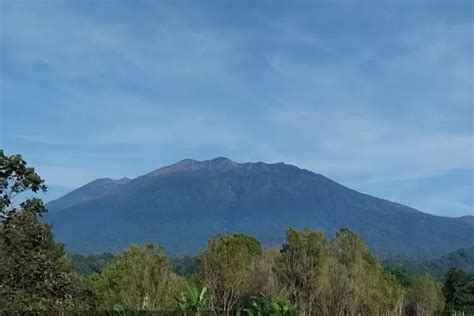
xmin=1 ymin=0 xmax=472 ymax=217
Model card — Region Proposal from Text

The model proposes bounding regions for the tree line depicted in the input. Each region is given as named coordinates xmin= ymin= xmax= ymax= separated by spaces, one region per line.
xmin=1 ymin=150 xmax=473 ymax=315
xmin=383 ymin=248 xmax=474 ymax=278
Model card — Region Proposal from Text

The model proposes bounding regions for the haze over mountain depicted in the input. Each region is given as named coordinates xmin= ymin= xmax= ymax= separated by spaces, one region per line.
xmin=45 ymin=157 xmax=474 ymax=257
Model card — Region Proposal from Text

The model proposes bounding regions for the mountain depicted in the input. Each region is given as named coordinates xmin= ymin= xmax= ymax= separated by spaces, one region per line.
xmin=45 ymin=157 xmax=474 ymax=257
xmin=460 ymin=216 xmax=474 ymax=227
xmin=383 ymin=247 xmax=474 ymax=277
xmin=46 ymin=177 xmax=130 ymax=211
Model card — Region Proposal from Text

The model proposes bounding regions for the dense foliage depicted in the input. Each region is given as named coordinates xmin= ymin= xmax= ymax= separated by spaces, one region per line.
xmin=170 ymin=256 xmax=200 ymax=278
xmin=199 ymin=233 xmax=263 ymax=313
xmin=0 ymin=150 xmax=46 ymax=219
xmin=90 ymin=244 xmax=181 ymax=311
xmin=1 ymin=151 xmax=472 ymax=314
xmin=244 ymin=295 xmax=298 ymax=315
xmin=70 ymin=252 xmax=115 ymax=276
xmin=384 ymin=247 xmax=474 ymax=277
xmin=175 ymin=284 xmax=210 ymax=314
xmin=0 ymin=151 xmax=93 ymax=312
xmin=444 ymin=268 xmax=474 ymax=313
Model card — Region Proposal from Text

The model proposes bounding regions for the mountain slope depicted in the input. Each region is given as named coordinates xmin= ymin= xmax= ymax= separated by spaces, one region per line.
xmin=46 ymin=177 xmax=130 ymax=211
xmin=383 ymin=247 xmax=474 ymax=276
xmin=460 ymin=216 xmax=474 ymax=227
xmin=45 ymin=157 xmax=474 ymax=257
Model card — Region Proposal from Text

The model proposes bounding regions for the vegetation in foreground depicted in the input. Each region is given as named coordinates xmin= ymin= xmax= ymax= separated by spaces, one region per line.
xmin=1 ymin=150 xmax=473 ymax=315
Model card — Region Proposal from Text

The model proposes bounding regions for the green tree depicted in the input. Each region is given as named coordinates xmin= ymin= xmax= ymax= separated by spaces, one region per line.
xmin=274 ymin=228 xmax=327 ymax=316
xmin=199 ymin=233 xmax=262 ymax=314
xmin=444 ymin=268 xmax=474 ymax=313
xmin=405 ymin=275 xmax=445 ymax=315
xmin=0 ymin=150 xmax=46 ymax=219
xmin=91 ymin=244 xmax=181 ymax=312
xmin=0 ymin=151 xmax=93 ymax=312
xmin=384 ymin=266 xmax=413 ymax=288
xmin=376 ymin=269 xmax=404 ymax=315
xmin=170 ymin=256 xmax=199 ymax=278
xmin=69 ymin=252 xmax=116 ymax=276
xmin=319 ymin=228 xmax=402 ymax=316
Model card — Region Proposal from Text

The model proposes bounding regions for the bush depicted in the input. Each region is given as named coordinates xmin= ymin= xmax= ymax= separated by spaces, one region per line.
xmin=244 ymin=295 xmax=298 ymax=315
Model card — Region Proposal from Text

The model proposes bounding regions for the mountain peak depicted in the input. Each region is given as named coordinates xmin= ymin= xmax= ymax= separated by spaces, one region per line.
xmin=148 ymin=157 xmax=239 ymax=177
xmin=205 ymin=157 xmax=239 ymax=168
xmin=148 ymin=159 xmax=199 ymax=176
xmin=174 ymin=158 xmax=199 ymax=167
xmin=209 ymin=156 xmax=234 ymax=163
xmin=115 ymin=177 xmax=131 ymax=184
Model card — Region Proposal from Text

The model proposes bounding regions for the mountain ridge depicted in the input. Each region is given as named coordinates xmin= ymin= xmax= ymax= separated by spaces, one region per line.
xmin=45 ymin=157 xmax=474 ymax=257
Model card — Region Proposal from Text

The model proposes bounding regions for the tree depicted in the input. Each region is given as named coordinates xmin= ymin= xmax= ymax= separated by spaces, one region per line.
xmin=170 ymin=256 xmax=199 ymax=278
xmin=0 ymin=150 xmax=46 ymax=219
xmin=318 ymin=228 xmax=402 ymax=316
xmin=91 ymin=244 xmax=181 ymax=312
xmin=375 ymin=269 xmax=404 ymax=315
xmin=250 ymin=247 xmax=282 ymax=298
xmin=274 ymin=228 xmax=327 ymax=316
xmin=199 ymin=233 xmax=262 ymax=314
xmin=69 ymin=252 xmax=116 ymax=276
xmin=0 ymin=151 xmax=93 ymax=312
xmin=384 ymin=266 xmax=413 ymax=288
xmin=444 ymin=268 xmax=474 ymax=313
xmin=405 ymin=275 xmax=445 ymax=315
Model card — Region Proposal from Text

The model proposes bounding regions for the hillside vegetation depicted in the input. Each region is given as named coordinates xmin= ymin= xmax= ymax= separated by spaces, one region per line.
xmin=384 ymin=247 xmax=474 ymax=277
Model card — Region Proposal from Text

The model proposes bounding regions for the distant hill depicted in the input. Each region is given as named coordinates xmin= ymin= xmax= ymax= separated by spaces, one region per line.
xmin=45 ymin=157 xmax=474 ymax=257
xmin=460 ymin=216 xmax=474 ymax=227
xmin=383 ymin=247 xmax=474 ymax=277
